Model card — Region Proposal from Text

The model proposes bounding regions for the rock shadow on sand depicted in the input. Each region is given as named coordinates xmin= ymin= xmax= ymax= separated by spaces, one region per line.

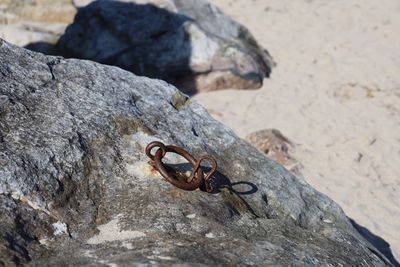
xmin=349 ymin=218 xmax=399 ymax=266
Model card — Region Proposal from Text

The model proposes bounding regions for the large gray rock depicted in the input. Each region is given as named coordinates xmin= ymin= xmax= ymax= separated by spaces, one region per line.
xmin=0 ymin=39 xmax=391 ymax=266
xmin=57 ymin=0 xmax=274 ymax=94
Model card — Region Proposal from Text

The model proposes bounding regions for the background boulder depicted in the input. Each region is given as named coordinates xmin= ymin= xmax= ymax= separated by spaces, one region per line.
xmin=0 ymin=40 xmax=389 ymax=266
xmin=58 ymin=0 xmax=275 ymax=94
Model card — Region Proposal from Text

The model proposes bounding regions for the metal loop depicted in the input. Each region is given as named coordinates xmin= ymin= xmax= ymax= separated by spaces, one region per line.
xmin=153 ymin=145 xmax=204 ymax=191
xmin=145 ymin=142 xmax=218 ymax=192
xmin=145 ymin=141 xmax=167 ymax=161
xmin=190 ymin=155 xmax=218 ymax=192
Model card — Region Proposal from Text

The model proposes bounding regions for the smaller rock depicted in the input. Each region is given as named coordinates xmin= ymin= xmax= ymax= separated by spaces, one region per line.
xmin=87 ymin=215 xmax=146 ymax=245
xmin=245 ymin=129 xmax=302 ymax=176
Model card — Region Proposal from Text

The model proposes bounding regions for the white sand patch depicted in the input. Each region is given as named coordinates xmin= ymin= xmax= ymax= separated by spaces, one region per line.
xmin=147 ymin=255 xmax=174 ymax=261
xmin=121 ymin=241 xmax=134 ymax=250
xmin=38 ymin=238 xmax=48 ymax=245
xmin=52 ymin=221 xmax=68 ymax=235
xmin=186 ymin=213 xmax=196 ymax=219
xmin=205 ymin=232 xmax=215 ymax=238
xmin=156 ymin=256 xmax=174 ymax=261
xmin=87 ymin=215 xmax=146 ymax=244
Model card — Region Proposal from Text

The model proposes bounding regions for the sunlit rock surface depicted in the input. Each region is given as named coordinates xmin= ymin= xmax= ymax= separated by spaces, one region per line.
xmin=0 ymin=40 xmax=390 ymax=266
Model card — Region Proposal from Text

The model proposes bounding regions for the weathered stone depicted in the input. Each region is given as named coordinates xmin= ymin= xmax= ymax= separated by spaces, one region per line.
xmin=0 ymin=40 xmax=391 ymax=266
xmin=57 ymin=0 xmax=275 ymax=94
xmin=246 ymin=129 xmax=303 ymax=176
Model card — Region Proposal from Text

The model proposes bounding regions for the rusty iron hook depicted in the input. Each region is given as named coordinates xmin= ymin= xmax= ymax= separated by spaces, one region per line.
xmin=145 ymin=141 xmax=218 ymax=192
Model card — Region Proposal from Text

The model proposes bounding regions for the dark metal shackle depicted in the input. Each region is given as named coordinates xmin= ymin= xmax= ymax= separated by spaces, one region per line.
xmin=145 ymin=141 xmax=218 ymax=192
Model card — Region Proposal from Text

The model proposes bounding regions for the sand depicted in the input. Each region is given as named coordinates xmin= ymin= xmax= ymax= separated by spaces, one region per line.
xmin=196 ymin=0 xmax=400 ymax=261
xmin=87 ymin=214 xmax=146 ymax=245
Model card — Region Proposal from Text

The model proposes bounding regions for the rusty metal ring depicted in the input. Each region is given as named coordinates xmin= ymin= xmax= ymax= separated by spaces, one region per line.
xmin=191 ymin=155 xmax=218 ymax=192
xmin=145 ymin=141 xmax=167 ymax=161
xmin=145 ymin=141 xmax=218 ymax=192
xmin=153 ymin=145 xmax=205 ymax=191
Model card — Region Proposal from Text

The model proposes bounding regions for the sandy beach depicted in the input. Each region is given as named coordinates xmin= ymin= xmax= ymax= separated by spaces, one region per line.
xmin=196 ymin=0 xmax=400 ymax=260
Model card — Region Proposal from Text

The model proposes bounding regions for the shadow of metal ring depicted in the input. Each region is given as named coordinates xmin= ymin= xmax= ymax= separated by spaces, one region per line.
xmin=229 ymin=181 xmax=258 ymax=195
